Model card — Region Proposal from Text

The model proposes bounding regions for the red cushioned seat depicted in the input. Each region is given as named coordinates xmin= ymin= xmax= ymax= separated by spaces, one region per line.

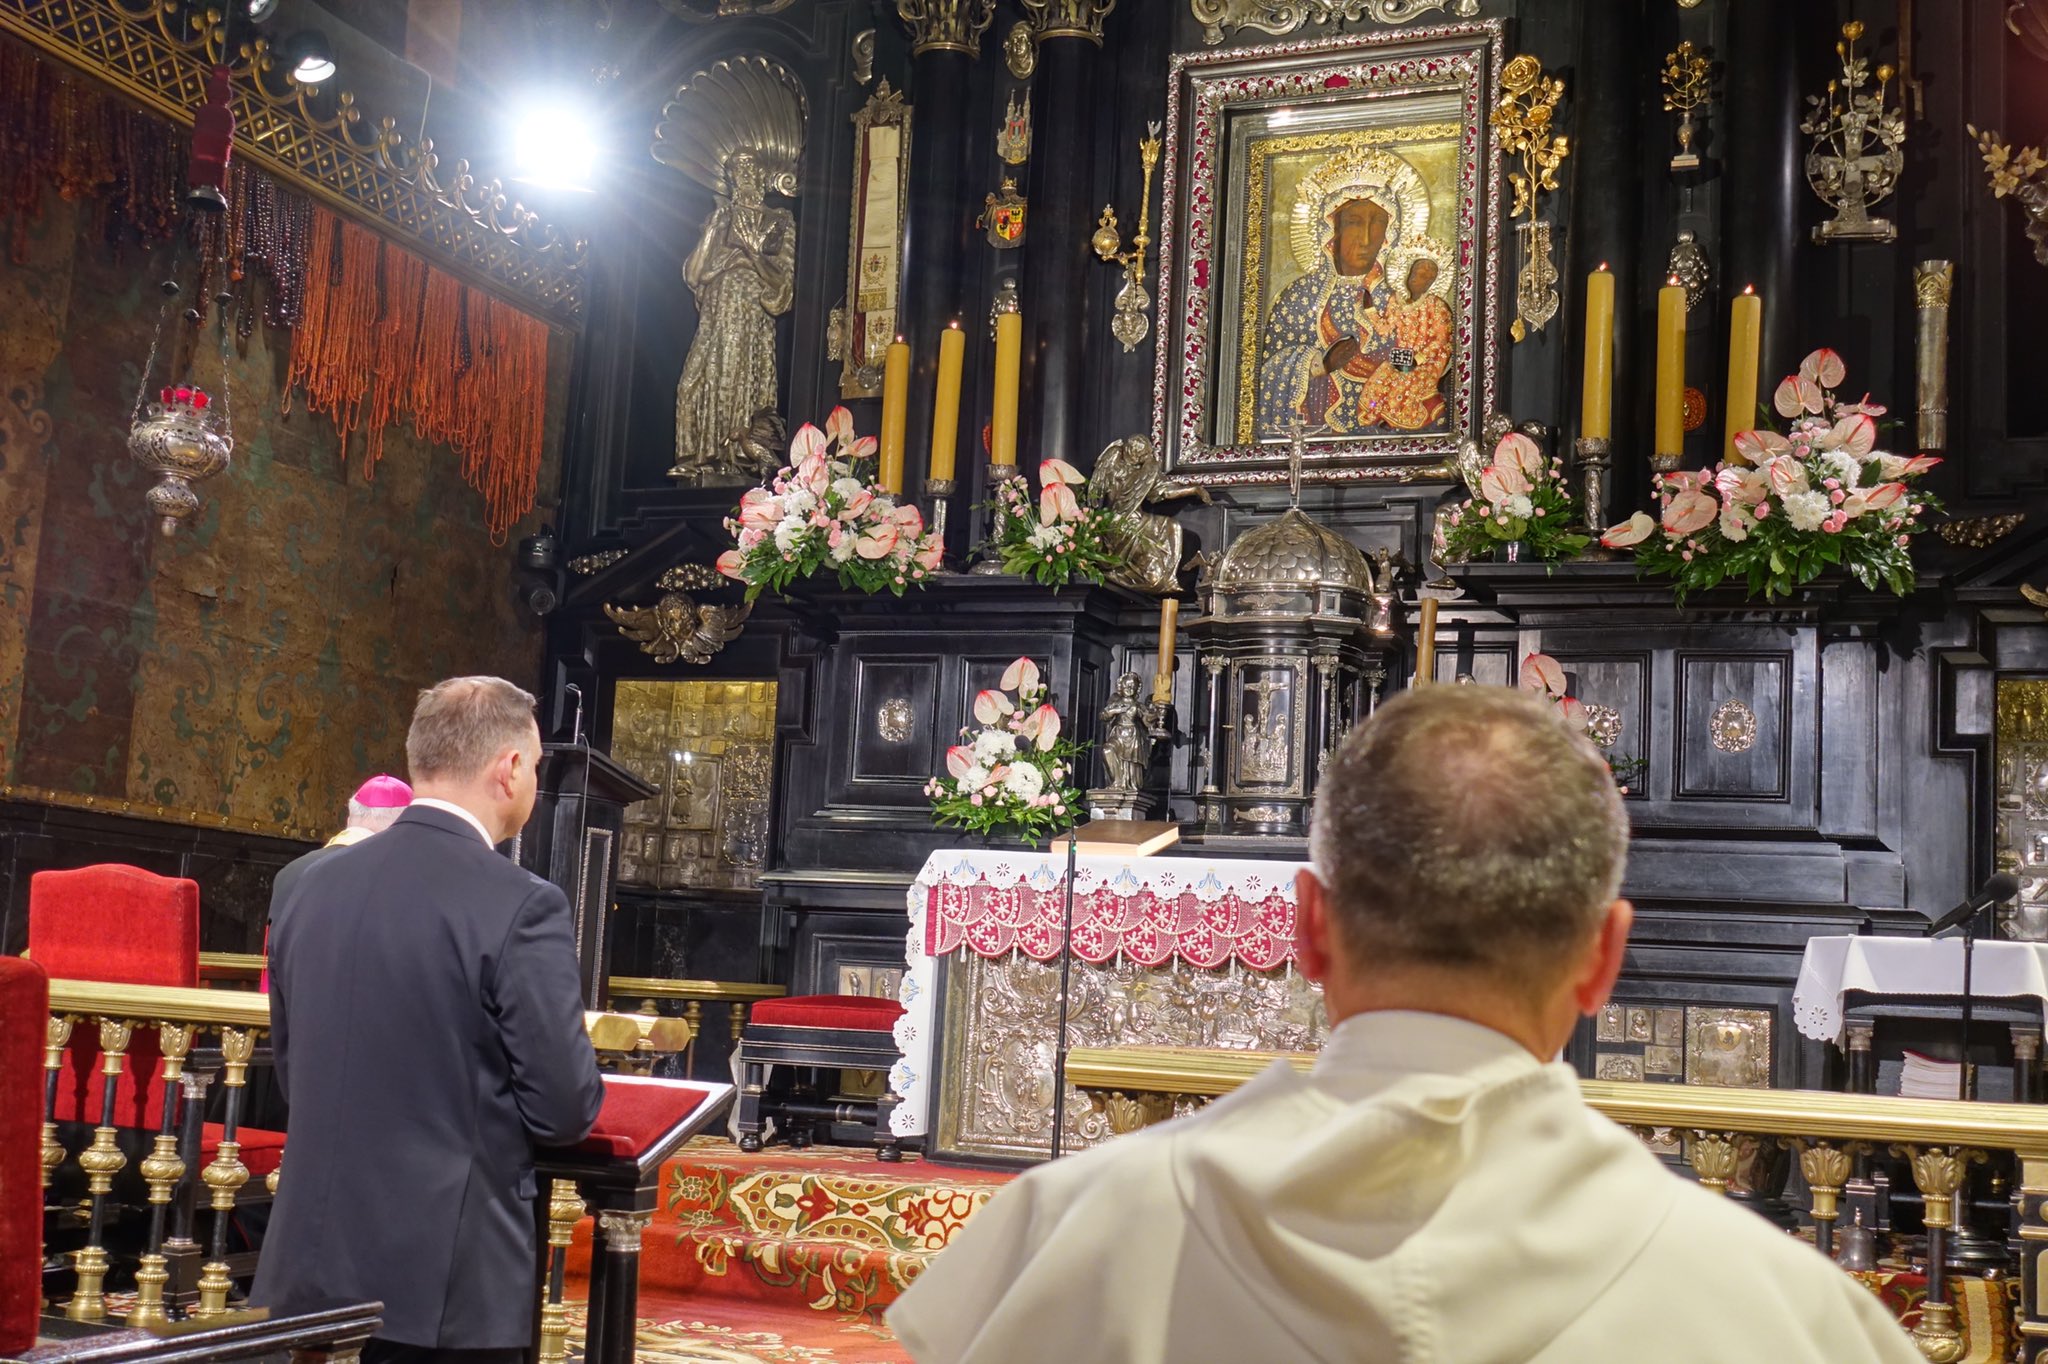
xmin=0 ymin=957 xmax=48 ymax=1355
xmin=204 ymin=1123 xmax=286 ymax=1180
xmin=749 ymin=994 xmax=905 ymax=1031
xmin=31 ymin=865 xmax=200 ymax=1128
xmin=575 ymin=1078 xmax=711 ymax=1159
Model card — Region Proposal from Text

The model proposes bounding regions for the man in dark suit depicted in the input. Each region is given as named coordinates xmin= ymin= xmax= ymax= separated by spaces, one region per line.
xmin=254 ymin=677 xmax=603 ymax=1364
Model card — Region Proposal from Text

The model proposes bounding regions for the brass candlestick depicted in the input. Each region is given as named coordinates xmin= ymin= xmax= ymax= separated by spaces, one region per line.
xmin=1092 ymin=121 xmax=1163 ymax=353
xmin=1574 ymin=436 xmax=1615 ymax=561
xmin=924 ymin=477 xmax=956 ymax=570
xmin=1662 ymin=42 xmax=1713 ymax=171
xmin=969 ymin=463 xmax=1023 ymax=575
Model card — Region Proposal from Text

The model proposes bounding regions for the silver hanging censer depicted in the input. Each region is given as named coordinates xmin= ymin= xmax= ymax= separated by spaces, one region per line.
xmin=128 ymin=385 xmax=233 ymax=536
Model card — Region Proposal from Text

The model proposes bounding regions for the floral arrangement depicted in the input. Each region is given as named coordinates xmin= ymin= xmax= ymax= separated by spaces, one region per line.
xmin=1442 ymin=431 xmax=1591 ymax=562
xmin=984 ymin=459 xmax=1129 ymax=586
xmin=1520 ymin=652 xmax=1647 ymax=792
xmin=717 ymin=408 xmax=944 ymax=601
xmin=1600 ymin=349 xmax=1939 ymax=603
xmin=923 ymin=657 xmax=1083 ymax=845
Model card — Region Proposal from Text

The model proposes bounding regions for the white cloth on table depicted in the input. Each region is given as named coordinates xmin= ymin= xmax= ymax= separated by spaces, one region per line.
xmin=1791 ymin=935 xmax=2048 ymax=1041
xmin=887 ymin=1010 xmax=1923 ymax=1364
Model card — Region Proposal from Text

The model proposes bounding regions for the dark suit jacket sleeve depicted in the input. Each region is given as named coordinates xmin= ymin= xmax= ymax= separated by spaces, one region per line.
xmin=489 ymin=880 xmax=605 ymax=1145
xmin=270 ymin=969 xmax=291 ymax=1103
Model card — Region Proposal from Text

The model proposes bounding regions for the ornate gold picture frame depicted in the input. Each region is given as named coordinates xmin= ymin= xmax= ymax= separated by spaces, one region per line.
xmin=839 ymin=81 xmax=912 ymax=398
xmin=1152 ymin=22 xmax=1504 ymax=486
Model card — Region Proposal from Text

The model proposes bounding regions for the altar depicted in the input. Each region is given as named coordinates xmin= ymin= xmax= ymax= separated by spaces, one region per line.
xmin=890 ymin=847 xmax=1323 ymax=1163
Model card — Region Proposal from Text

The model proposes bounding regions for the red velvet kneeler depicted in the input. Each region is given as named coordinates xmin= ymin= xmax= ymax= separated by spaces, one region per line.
xmin=749 ymin=994 xmax=905 ymax=1032
xmin=0 ymin=956 xmax=49 ymax=1355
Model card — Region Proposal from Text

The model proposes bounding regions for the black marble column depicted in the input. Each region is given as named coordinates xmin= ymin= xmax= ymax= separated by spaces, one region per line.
xmin=900 ymin=44 xmax=976 ymax=490
xmin=1019 ymin=20 xmax=1104 ymax=473
xmin=1723 ymin=0 xmax=1803 ymax=386
xmin=1566 ymin=0 xmax=1643 ymax=449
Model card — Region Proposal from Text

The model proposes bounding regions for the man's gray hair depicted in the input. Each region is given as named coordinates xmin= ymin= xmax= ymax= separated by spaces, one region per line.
xmin=1308 ymin=685 xmax=1628 ymax=987
xmin=406 ymin=676 xmax=541 ymax=782
xmin=344 ymin=799 xmax=406 ymax=833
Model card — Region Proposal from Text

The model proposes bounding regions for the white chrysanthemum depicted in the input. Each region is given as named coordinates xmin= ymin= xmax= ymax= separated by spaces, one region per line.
xmin=1002 ymin=763 xmax=1044 ymax=802
xmin=1027 ymin=521 xmax=1063 ymax=549
xmin=973 ymin=730 xmax=1018 ymax=764
xmin=956 ymin=765 xmax=990 ymax=795
xmin=1504 ymin=493 xmax=1534 ymax=519
xmin=832 ymin=476 xmax=868 ymax=502
xmin=1718 ymin=503 xmax=1750 ymax=543
xmin=773 ymin=519 xmax=802 ymax=552
xmin=782 ymin=489 xmax=818 ymax=518
xmin=1820 ymin=452 xmax=1863 ymax=490
xmin=829 ymin=535 xmax=857 ymax=563
xmin=1782 ymin=490 xmax=1832 ymax=532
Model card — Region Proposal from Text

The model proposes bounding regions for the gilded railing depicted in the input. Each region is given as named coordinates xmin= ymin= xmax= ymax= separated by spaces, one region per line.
xmin=607 ymin=975 xmax=787 ymax=1072
xmin=39 ymin=977 xmax=693 ymax=1331
xmin=1067 ymin=1045 xmax=2048 ymax=1364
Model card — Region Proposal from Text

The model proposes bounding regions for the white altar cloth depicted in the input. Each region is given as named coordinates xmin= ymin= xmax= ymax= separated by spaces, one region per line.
xmin=1791 ymin=935 xmax=2048 ymax=1041
xmin=890 ymin=847 xmax=1307 ymax=1138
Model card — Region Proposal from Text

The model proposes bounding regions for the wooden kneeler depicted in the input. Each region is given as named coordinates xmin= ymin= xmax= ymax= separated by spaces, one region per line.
xmin=733 ymin=994 xmax=908 ymax=1160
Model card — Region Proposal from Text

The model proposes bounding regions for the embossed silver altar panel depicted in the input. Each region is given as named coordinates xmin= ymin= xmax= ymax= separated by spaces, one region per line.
xmin=935 ymin=951 xmax=1327 ymax=1161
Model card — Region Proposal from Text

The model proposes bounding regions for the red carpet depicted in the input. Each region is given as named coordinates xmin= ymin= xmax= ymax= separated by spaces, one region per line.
xmin=565 ymin=1137 xmax=1014 ymax=1358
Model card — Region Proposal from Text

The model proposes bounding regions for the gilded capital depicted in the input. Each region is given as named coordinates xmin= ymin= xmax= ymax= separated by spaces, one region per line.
xmin=897 ymin=0 xmax=997 ymax=56
xmin=1021 ymin=0 xmax=1117 ymax=43
xmin=1914 ymin=258 xmax=1955 ymax=309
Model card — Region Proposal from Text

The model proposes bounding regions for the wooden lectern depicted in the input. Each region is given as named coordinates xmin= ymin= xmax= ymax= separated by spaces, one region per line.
xmin=519 ymin=745 xmax=657 ymax=1006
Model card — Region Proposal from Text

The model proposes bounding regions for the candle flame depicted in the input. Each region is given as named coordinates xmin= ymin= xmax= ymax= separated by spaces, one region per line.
xmin=1668 ymin=274 xmax=1682 ymax=286
xmin=1599 ymin=261 xmax=1610 ymax=272
xmin=947 ymin=320 xmax=961 ymax=329
xmin=1741 ymin=284 xmax=1755 ymax=295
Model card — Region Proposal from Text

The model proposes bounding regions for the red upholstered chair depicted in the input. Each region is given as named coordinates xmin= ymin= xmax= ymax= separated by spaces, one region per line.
xmin=733 ymin=994 xmax=908 ymax=1160
xmin=0 ymin=956 xmax=49 ymax=1354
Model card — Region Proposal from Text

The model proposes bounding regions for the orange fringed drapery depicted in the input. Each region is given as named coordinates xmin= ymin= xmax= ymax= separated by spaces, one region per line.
xmin=286 ymin=205 xmax=547 ymax=542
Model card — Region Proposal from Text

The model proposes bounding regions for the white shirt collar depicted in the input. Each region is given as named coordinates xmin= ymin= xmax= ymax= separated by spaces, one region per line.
xmin=409 ymin=797 xmax=496 ymax=845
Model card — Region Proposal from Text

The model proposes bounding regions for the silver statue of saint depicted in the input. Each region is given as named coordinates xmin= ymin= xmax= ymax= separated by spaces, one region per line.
xmin=1099 ymin=671 xmax=1166 ymax=792
xmin=672 ymin=150 xmax=797 ymax=482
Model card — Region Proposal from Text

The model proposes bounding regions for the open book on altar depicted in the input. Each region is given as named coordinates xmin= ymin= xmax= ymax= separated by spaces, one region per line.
xmin=1046 ymin=820 xmax=1181 ymax=857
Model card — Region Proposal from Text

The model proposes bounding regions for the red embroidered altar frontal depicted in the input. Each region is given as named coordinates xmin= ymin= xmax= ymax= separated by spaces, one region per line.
xmin=919 ymin=854 xmax=1305 ymax=968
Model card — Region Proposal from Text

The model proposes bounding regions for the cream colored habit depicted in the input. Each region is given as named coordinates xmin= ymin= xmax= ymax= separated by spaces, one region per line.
xmin=889 ymin=1012 xmax=1921 ymax=1364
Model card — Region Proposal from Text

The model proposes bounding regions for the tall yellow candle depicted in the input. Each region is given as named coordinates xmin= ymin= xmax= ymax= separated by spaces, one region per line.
xmin=878 ymin=336 xmax=910 ymax=493
xmin=1724 ymin=286 xmax=1762 ymax=462
xmin=1152 ymin=598 xmax=1179 ymax=705
xmin=1580 ymin=263 xmax=1615 ymax=441
xmin=929 ymin=322 xmax=965 ymax=483
xmin=991 ymin=310 xmax=1022 ymax=468
xmin=1654 ymin=275 xmax=1687 ymax=462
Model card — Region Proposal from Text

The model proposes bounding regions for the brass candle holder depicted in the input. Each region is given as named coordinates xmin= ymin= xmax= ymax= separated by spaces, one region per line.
xmin=1092 ymin=121 xmax=1164 ymax=353
xmin=924 ymin=477 xmax=957 ymax=570
xmin=1661 ymin=42 xmax=1713 ymax=171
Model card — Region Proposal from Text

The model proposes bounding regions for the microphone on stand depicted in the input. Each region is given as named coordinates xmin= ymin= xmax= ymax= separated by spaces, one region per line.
xmin=1926 ymin=873 xmax=2020 ymax=1105
xmin=1925 ymin=873 xmax=2020 ymax=936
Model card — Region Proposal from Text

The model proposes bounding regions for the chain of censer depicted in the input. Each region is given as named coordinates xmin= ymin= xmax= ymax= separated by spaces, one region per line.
xmin=1 ymin=37 xmax=546 ymax=541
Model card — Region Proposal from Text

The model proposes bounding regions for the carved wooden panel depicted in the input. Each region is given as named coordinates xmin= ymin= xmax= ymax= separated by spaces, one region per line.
xmin=849 ymin=657 xmax=939 ymax=783
xmin=1542 ymin=651 xmax=1648 ymax=799
xmin=1677 ymin=654 xmax=1790 ymax=801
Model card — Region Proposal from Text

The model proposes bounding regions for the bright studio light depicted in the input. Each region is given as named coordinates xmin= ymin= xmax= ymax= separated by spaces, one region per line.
xmin=510 ymin=99 xmax=604 ymax=193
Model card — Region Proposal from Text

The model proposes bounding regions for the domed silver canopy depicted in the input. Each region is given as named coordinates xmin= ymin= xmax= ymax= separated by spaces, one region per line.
xmin=1215 ymin=507 xmax=1376 ymax=595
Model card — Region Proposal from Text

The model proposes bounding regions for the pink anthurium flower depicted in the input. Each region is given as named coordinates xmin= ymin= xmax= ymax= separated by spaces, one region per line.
xmin=1478 ymin=464 xmax=1531 ymax=504
xmin=790 ymin=423 xmax=828 ymax=463
xmin=738 ymin=487 xmax=781 ymax=530
xmin=1799 ymin=347 xmax=1847 ymax=390
xmin=1520 ymin=652 xmax=1567 ymax=699
xmin=1765 ymin=456 xmax=1809 ymax=497
xmin=824 ymin=407 xmax=855 ymax=447
xmin=1876 ymin=453 xmax=1941 ymax=479
xmin=856 ymin=524 xmax=900 ymax=559
xmin=1662 ymin=489 xmax=1717 ymax=536
xmin=1558 ymin=696 xmax=1588 ymax=727
xmin=715 ymin=549 xmax=748 ymax=580
xmin=1732 ymin=429 xmax=1792 ymax=464
xmin=1039 ymin=457 xmax=1087 ymax=486
xmin=1495 ymin=431 xmax=1545 ymax=479
xmin=849 ymin=435 xmax=878 ymax=463
xmin=1716 ymin=466 xmax=1769 ymax=506
xmin=1837 ymin=393 xmax=1887 ymax=417
xmin=1773 ymin=377 xmax=1804 ymax=419
xmin=1030 ymin=703 xmax=1061 ymax=751
xmin=916 ymin=538 xmax=945 ymax=570
xmin=893 ymin=503 xmax=926 ymax=536
xmin=973 ymin=689 xmax=1015 ymax=724
xmin=1000 ymin=657 xmax=1041 ymax=693
xmin=1040 ymin=480 xmax=1081 ymax=525
xmin=1859 ymin=481 xmax=1908 ymax=511
xmin=1819 ymin=414 xmax=1877 ymax=459
xmin=1601 ymin=511 xmax=1656 ymax=548
xmin=945 ymin=746 xmax=974 ymax=779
